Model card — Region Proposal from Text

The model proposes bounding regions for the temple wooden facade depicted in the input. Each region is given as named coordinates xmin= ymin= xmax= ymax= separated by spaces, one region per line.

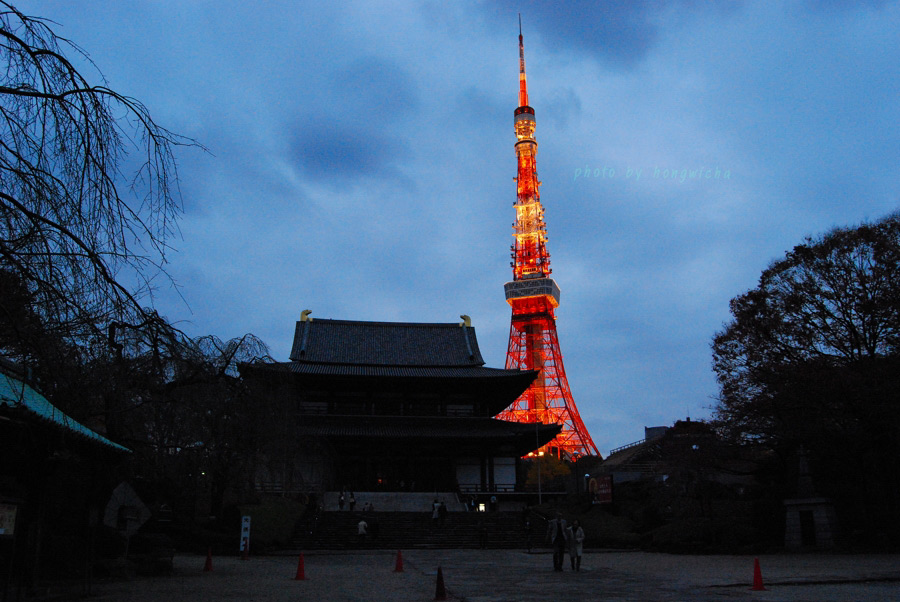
xmin=241 ymin=315 xmax=561 ymax=494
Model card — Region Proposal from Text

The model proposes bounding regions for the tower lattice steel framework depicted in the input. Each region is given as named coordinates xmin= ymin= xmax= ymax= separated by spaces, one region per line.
xmin=496 ymin=20 xmax=600 ymax=458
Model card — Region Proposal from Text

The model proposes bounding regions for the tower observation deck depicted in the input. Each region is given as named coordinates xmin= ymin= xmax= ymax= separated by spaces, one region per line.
xmin=496 ymin=19 xmax=600 ymax=459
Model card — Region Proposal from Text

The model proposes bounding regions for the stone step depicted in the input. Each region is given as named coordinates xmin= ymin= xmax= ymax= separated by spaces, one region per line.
xmin=323 ymin=491 xmax=469 ymax=513
xmin=294 ymin=511 xmax=541 ymax=550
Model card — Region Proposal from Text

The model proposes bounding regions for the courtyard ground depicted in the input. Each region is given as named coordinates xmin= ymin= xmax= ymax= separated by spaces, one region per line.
xmin=46 ymin=549 xmax=900 ymax=601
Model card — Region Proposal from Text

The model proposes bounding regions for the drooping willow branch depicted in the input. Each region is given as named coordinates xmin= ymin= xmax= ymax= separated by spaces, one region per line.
xmin=0 ymin=1 xmax=205 ymax=353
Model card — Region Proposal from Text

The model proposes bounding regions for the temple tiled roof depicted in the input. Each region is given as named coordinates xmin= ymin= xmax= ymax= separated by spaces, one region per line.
xmin=288 ymin=318 xmax=485 ymax=366
xmin=294 ymin=414 xmax=561 ymax=449
xmin=242 ymin=360 xmax=538 ymax=417
xmin=257 ymin=361 xmax=534 ymax=380
xmin=242 ymin=315 xmax=540 ymax=421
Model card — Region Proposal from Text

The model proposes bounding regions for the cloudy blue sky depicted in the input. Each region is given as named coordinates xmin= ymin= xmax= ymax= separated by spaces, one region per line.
xmin=23 ymin=1 xmax=900 ymax=455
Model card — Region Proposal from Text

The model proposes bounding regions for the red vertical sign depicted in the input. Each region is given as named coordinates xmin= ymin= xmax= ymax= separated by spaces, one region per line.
xmin=589 ymin=475 xmax=613 ymax=504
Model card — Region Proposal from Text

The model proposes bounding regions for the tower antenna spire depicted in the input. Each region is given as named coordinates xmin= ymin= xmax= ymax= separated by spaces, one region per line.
xmin=518 ymin=14 xmax=529 ymax=108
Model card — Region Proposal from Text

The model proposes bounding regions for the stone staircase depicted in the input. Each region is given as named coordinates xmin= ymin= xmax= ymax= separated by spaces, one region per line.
xmin=293 ymin=511 xmax=543 ymax=550
xmin=321 ymin=491 xmax=468 ymax=513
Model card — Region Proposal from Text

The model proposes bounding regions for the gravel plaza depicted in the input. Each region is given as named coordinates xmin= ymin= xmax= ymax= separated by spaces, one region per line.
xmin=70 ymin=549 xmax=900 ymax=602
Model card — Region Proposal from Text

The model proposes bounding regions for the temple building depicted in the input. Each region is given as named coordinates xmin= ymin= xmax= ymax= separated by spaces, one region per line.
xmin=240 ymin=312 xmax=560 ymax=494
xmin=1 ymin=358 xmax=130 ymax=594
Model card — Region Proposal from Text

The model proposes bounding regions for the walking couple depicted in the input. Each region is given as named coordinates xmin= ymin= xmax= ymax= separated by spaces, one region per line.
xmin=546 ymin=512 xmax=584 ymax=571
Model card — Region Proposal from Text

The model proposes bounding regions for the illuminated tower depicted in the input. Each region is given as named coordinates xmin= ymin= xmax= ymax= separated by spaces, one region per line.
xmin=496 ymin=19 xmax=600 ymax=458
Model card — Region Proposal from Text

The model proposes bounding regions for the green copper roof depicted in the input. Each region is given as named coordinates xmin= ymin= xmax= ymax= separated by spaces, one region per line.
xmin=0 ymin=370 xmax=130 ymax=453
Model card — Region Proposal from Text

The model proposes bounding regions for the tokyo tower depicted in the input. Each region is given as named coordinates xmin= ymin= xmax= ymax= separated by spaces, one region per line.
xmin=496 ymin=19 xmax=600 ymax=458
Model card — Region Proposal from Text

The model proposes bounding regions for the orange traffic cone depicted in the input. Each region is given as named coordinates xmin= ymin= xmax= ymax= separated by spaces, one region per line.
xmin=394 ymin=550 xmax=404 ymax=573
xmin=434 ymin=566 xmax=447 ymax=601
xmin=203 ymin=547 xmax=213 ymax=572
xmin=294 ymin=553 xmax=306 ymax=581
xmin=751 ymin=557 xmax=766 ymax=591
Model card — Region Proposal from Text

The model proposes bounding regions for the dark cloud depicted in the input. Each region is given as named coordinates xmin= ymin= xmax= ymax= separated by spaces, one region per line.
xmin=289 ymin=121 xmax=407 ymax=186
xmin=456 ymin=86 xmax=506 ymax=132
xmin=288 ymin=56 xmax=418 ymax=187
xmin=484 ymin=0 xmax=661 ymax=68
xmin=542 ymin=87 xmax=582 ymax=130
xmin=330 ymin=56 xmax=420 ymax=120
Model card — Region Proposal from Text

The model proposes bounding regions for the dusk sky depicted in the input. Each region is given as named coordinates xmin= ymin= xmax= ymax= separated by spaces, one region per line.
xmin=23 ymin=1 xmax=900 ymax=455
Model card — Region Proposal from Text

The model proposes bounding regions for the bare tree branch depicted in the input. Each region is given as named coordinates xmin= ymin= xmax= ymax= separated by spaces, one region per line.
xmin=0 ymin=1 xmax=205 ymax=361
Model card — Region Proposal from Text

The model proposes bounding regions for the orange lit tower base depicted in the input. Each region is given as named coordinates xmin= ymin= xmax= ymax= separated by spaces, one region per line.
xmin=496 ymin=20 xmax=599 ymax=459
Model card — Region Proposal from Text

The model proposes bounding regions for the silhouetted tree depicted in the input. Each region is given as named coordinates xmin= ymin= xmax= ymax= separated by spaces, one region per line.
xmin=525 ymin=455 xmax=572 ymax=491
xmin=115 ymin=332 xmax=272 ymax=518
xmin=712 ymin=212 xmax=900 ymax=544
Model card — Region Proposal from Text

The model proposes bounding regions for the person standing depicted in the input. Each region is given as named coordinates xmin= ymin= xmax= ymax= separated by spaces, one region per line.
xmin=571 ymin=519 xmax=585 ymax=572
xmin=565 ymin=522 xmax=575 ymax=571
xmin=338 ymin=491 xmax=345 ymax=511
xmin=349 ymin=492 xmax=356 ymax=511
xmin=357 ymin=518 xmax=368 ymax=545
xmin=546 ymin=512 xmax=567 ymax=571
xmin=525 ymin=518 xmax=534 ymax=553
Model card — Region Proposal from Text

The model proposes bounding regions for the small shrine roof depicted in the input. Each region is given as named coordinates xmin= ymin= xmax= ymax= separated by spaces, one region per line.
xmin=0 ymin=360 xmax=130 ymax=453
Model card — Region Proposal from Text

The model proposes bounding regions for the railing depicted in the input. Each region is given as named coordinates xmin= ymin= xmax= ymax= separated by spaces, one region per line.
xmin=253 ymin=481 xmax=321 ymax=495
xmin=457 ymin=484 xmax=518 ymax=494
xmin=613 ymin=462 xmax=659 ymax=473
xmin=608 ymin=438 xmax=647 ymax=455
xmin=608 ymin=431 xmax=666 ymax=456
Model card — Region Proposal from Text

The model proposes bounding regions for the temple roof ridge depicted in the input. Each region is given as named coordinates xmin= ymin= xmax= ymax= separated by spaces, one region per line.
xmin=288 ymin=316 xmax=486 ymax=367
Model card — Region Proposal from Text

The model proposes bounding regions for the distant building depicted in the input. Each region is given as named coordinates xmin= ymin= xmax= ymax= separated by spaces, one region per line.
xmin=597 ymin=419 xmax=755 ymax=488
xmin=240 ymin=314 xmax=561 ymax=496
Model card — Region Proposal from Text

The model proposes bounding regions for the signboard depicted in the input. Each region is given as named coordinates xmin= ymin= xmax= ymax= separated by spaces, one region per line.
xmin=0 ymin=503 xmax=17 ymax=536
xmin=589 ymin=475 xmax=613 ymax=504
xmin=103 ymin=482 xmax=151 ymax=536
xmin=239 ymin=515 xmax=251 ymax=557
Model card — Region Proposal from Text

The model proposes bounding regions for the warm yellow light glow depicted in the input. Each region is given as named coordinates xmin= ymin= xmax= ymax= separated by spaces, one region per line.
xmin=506 ymin=293 xmax=557 ymax=304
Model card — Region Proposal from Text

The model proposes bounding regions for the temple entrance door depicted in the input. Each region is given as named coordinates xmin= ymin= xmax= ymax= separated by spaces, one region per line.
xmin=333 ymin=449 xmax=458 ymax=492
